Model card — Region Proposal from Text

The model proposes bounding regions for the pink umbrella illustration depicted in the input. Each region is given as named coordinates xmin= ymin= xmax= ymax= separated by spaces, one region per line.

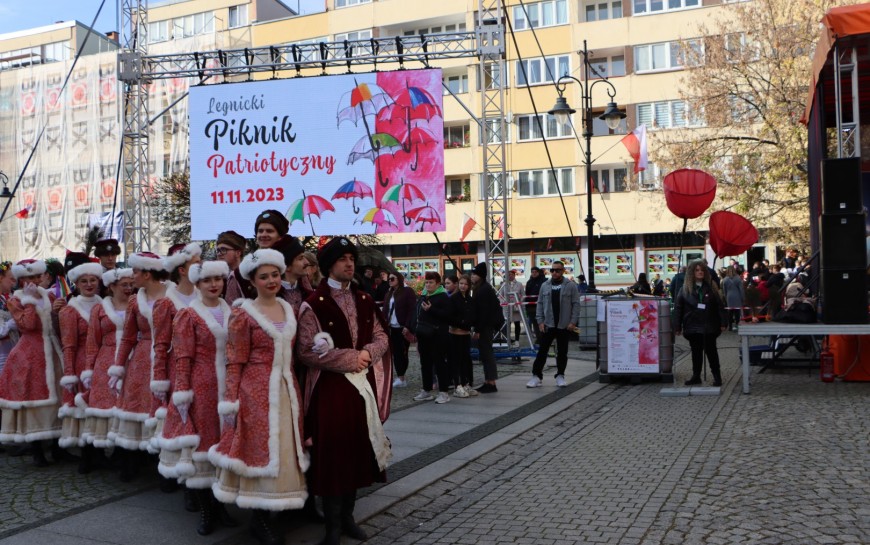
xmin=398 ymin=126 xmax=438 ymax=171
xmin=355 ymin=207 xmax=398 ymax=230
xmin=286 ymin=190 xmax=335 ymax=236
xmin=338 ymin=80 xmax=397 ymax=187
xmin=382 ymin=179 xmax=426 ymax=226
xmin=405 ymin=203 xmax=441 ymax=232
xmin=378 ymin=82 xmax=442 ymax=149
xmin=332 ymin=178 xmax=373 ymax=214
xmin=347 ymin=133 xmax=404 ymax=187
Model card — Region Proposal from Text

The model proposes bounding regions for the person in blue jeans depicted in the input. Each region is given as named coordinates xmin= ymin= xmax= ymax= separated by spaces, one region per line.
xmin=527 ymin=261 xmax=580 ymax=388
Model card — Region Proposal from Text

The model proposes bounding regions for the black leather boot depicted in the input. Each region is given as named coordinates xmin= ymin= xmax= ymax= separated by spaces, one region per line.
xmin=301 ymin=494 xmax=325 ymax=523
xmin=32 ymin=444 xmax=49 ymax=467
xmin=318 ymin=497 xmax=342 ymax=545
xmin=340 ymin=493 xmax=368 ymax=540
xmin=215 ymin=497 xmax=240 ymax=527
xmin=196 ymin=489 xmax=217 ymax=536
xmin=78 ymin=446 xmax=94 ymax=474
xmin=249 ymin=509 xmax=282 ymax=545
xmin=183 ymin=488 xmax=199 ymax=512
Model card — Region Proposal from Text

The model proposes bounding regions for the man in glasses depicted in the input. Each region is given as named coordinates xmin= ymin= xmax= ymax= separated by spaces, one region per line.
xmin=527 ymin=261 xmax=580 ymax=388
xmin=217 ymin=230 xmax=255 ymax=302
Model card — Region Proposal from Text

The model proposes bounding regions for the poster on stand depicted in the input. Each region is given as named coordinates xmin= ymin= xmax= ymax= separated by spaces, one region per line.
xmin=606 ymin=300 xmax=660 ymax=374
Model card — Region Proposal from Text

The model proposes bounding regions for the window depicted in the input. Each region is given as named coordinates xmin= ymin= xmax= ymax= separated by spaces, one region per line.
xmin=517 ymin=114 xmax=573 ymax=141
xmin=725 ymin=33 xmax=760 ymax=62
xmin=518 ymin=168 xmax=574 ymax=197
xmin=516 ymin=55 xmax=570 ymax=86
xmin=334 ymin=30 xmax=373 ymax=58
xmin=480 ymin=118 xmax=509 ymax=144
xmin=585 ymin=1 xmax=622 ymax=21
xmin=228 ymin=5 xmax=248 ymax=29
xmin=728 ymin=94 xmax=759 ymax=123
xmin=633 ymin=0 xmax=697 ymax=15
xmin=513 ymin=0 xmax=569 ymax=30
xmin=285 ymin=37 xmax=328 ymax=62
xmin=591 ymin=113 xmax=627 ymax=136
xmin=148 ymin=20 xmax=170 ymax=43
xmin=443 ymin=74 xmax=469 ymax=95
xmin=42 ymin=42 xmax=69 ymax=62
xmin=403 ymin=23 xmax=466 ymax=36
xmin=634 ymin=40 xmax=701 ymax=72
xmin=638 ymin=163 xmax=662 ymax=189
xmin=479 ymin=172 xmax=511 ymax=199
xmin=173 ymin=12 xmax=214 ymax=39
xmin=477 ymin=61 xmax=508 ymax=90
xmin=444 ymin=124 xmax=470 ymax=148
xmin=446 ymin=177 xmax=471 ymax=201
xmin=590 ymin=166 xmax=628 ymax=192
xmin=588 ymin=55 xmax=625 ymax=78
xmin=335 ymin=0 xmax=371 ymax=7
xmin=637 ymin=100 xmax=697 ymax=129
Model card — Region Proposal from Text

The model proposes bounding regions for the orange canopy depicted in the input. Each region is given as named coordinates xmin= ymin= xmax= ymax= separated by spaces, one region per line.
xmin=802 ymin=3 xmax=870 ymax=124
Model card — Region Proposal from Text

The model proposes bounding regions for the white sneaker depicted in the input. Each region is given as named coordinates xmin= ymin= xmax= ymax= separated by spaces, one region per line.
xmin=526 ymin=376 xmax=543 ymax=388
xmin=434 ymin=392 xmax=450 ymax=404
xmin=392 ymin=377 xmax=408 ymax=388
xmin=465 ymin=385 xmax=479 ymax=396
xmin=453 ymin=385 xmax=469 ymax=398
xmin=555 ymin=375 xmax=567 ymax=388
xmin=413 ymin=390 xmax=434 ymax=401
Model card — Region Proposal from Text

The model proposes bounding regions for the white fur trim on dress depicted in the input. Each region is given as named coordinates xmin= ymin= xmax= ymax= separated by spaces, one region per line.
xmin=102 ymin=267 xmax=133 ymax=287
xmin=80 ymin=369 xmax=94 ymax=382
xmin=238 ymin=249 xmax=286 ymax=280
xmin=184 ymin=475 xmax=216 ymax=490
xmin=313 ymin=331 xmax=335 ymax=349
xmin=60 ymin=375 xmax=80 ymax=387
xmin=68 ymin=295 xmax=99 ymax=323
xmin=217 ymin=400 xmax=239 ymax=415
xmin=155 ymin=433 xmax=200 ymax=452
xmin=172 ymin=390 xmax=193 ymax=405
xmin=164 ymin=243 xmax=203 ymax=272
xmin=74 ymin=393 xmax=89 ymax=410
xmin=150 ymin=380 xmax=171 ymax=393
xmin=0 ymin=429 xmax=62 ymax=443
xmin=190 ymin=297 xmax=230 ymax=404
xmin=112 ymin=407 xmax=150 ymax=422
xmin=108 ymin=365 xmax=126 ymax=377
xmin=207 ymin=298 xmax=309 ymax=479
xmin=128 ymin=253 xmax=166 ymax=272
xmin=68 ymin=262 xmax=103 ymax=285
xmin=0 ymin=287 xmax=59 ymax=410
xmin=188 ymin=261 xmax=229 ymax=284
xmin=11 ymin=260 xmax=46 ymax=279
xmin=211 ymin=479 xmax=306 ymax=512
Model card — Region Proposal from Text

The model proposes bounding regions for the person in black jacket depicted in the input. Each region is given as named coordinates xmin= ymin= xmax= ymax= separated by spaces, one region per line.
xmin=448 ymin=274 xmax=477 ymax=397
xmin=410 ymin=271 xmax=452 ymax=403
xmin=673 ymin=259 xmax=728 ymax=386
xmin=470 ymin=263 xmax=501 ymax=393
xmin=524 ymin=267 xmax=546 ymax=342
xmin=630 ymin=273 xmax=652 ymax=295
xmin=383 ymin=272 xmax=417 ymax=388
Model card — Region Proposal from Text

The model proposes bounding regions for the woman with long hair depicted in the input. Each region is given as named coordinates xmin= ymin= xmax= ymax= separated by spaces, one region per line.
xmin=673 ymin=259 xmax=728 ymax=386
xmin=109 ymin=252 xmax=169 ymax=481
xmin=0 ymin=260 xmax=62 ymax=466
xmin=448 ymin=274 xmax=477 ymax=397
xmin=210 ymin=249 xmax=307 ymax=545
xmin=80 ymin=268 xmax=133 ymax=453
xmin=383 ymin=272 xmax=416 ymax=388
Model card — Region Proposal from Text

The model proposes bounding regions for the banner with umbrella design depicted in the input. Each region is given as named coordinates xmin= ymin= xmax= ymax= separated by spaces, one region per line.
xmin=187 ymin=69 xmax=445 ymax=239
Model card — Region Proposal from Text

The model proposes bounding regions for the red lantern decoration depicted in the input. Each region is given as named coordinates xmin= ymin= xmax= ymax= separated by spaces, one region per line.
xmin=709 ymin=211 xmax=759 ymax=258
xmin=663 ymin=169 xmax=717 ymax=220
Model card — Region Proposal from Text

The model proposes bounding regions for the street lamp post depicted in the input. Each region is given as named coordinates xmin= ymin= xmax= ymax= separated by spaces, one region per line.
xmin=549 ymin=40 xmax=625 ymax=292
xmin=0 ymin=172 xmax=11 ymax=200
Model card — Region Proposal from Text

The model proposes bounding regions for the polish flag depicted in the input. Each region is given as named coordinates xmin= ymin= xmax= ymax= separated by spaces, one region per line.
xmin=14 ymin=204 xmax=33 ymax=219
xmin=495 ymin=216 xmax=505 ymax=239
xmin=546 ymin=238 xmax=554 ymax=251
xmin=459 ymin=213 xmax=477 ymax=242
xmin=620 ymin=124 xmax=648 ymax=174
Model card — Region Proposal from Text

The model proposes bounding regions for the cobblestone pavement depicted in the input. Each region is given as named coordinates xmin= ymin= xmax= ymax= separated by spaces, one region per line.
xmin=362 ymin=334 xmax=870 ymax=545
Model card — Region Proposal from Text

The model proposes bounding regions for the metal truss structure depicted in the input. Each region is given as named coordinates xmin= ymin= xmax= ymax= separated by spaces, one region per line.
xmin=119 ymin=2 xmax=510 ymax=300
xmin=833 ymin=44 xmax=860 ymax=158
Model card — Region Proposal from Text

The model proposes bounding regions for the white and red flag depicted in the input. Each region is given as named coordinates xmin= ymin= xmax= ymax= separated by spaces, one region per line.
xmin=620 ymin=124 xmax=648 ymax=174
xmin=459 ymin=213 xmax=477 ymax=242
xmin=14 ymin=205 xmax=33 ymax=219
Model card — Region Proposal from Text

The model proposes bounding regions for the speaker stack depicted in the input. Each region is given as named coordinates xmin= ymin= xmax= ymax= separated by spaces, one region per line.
xmin=819 ymin=157 xmax=868 ymax=324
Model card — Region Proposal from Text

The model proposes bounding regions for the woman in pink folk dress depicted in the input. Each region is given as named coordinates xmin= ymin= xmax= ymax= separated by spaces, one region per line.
xmin=57 ymin=253 xmax=104 ymax=470
xmin=151 ymin=243 xmax=201 ymax=495
xmin=0 ymin=260 xmax=62 ymax=467
xmin=209 ymin=249 xmax=308 ymax=545
xmin=109 ymin=252 xmax=168 ymax=482
xmin=157 ymin=260 xmax=239 ymax=536
xmin=80 ymin=268 xmax=133 ymax=454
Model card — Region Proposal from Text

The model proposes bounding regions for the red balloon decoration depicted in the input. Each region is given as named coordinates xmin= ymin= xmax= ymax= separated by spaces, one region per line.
xmin=709 ymin=211 xmax=759 ymax=257
xmin=663 ymin=169 xmax=717 ymax=220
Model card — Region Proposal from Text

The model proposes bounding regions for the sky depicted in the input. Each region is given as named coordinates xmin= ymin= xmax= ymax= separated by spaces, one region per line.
xmin=0 ymin=0 xmax=325 ymax=36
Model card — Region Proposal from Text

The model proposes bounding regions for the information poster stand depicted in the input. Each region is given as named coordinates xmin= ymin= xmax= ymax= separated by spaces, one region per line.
xmin=597 ymin=297 xmax=674 ymax=383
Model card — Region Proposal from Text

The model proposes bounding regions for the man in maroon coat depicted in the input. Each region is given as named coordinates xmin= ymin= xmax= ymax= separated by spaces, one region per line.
xmin=296 ymin=237 xmax=392 ymax=545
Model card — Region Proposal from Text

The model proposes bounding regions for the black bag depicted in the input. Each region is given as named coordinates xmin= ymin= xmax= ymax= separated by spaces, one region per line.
xmin=773 ymin=301 xmax=817 ymax=324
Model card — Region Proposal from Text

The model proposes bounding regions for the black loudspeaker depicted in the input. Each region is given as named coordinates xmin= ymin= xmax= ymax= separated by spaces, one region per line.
xmin=822 ymin=157 xmax=863 ymax=214
xmin=819 ymin=213 xmax=867 ymax=269
xmin=821 ymin=268 xmax=868 ymax=324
